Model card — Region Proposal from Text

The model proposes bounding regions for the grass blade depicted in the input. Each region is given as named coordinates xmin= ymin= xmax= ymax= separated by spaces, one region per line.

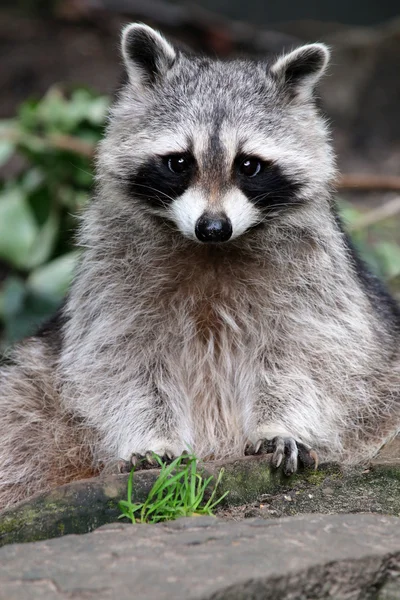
xmin=118 ymin=453 xmax=229 ymax=524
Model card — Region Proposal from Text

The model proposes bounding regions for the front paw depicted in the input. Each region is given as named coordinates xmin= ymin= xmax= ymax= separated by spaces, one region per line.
xmin=245 ymin=436 xmax=317 ymax=475
xmin=118 ymin=450 xmax=187 ymax=473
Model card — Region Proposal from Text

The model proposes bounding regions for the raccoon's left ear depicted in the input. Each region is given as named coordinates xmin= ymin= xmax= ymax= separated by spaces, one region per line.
xmin=270 ymin=44 xmax=330 ymax=100
xmin=121 ymin=23 xmax=176 ymax=88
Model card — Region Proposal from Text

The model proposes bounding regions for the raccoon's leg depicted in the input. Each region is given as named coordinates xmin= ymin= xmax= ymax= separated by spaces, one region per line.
xmin=90 ymin=375 xmax=190 ymax=473
xmin=0 ymin=339 xmax=98 ymax=510
xmin=115 ymin=426 xmax=188 ymax=472
xmin=80 ymin=395 xmax=189 ymax=475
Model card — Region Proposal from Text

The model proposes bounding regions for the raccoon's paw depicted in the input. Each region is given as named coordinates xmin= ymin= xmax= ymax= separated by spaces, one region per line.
xmin=245 ymin=436 xmax=318 ymax=476
xmin=118 ymin=450 xmax=189 ymax=473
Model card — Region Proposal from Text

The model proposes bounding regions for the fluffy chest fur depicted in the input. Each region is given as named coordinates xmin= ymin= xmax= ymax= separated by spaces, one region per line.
xmin=61 ymin=208 xmax=389 ymax=462
xmin=124 ymin=245 xmax=269 ymax=457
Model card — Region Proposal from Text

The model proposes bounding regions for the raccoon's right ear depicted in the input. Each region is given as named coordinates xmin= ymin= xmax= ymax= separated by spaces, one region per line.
xmin=121 ymin=23 xmax=176 ymax=88
xmin=270 ymin=43 xmax=330 ymax=100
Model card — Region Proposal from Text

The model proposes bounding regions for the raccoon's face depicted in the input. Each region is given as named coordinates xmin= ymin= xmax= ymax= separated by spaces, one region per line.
xmin=100 ymin=24 xmax=335 ymax=243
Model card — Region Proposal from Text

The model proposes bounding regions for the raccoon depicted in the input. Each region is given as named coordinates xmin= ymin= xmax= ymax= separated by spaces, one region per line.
xmin=0 ymin=23 xmax=399 ymax=509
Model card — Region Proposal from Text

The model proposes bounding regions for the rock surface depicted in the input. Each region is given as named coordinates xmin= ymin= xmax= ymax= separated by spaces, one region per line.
xmin=0 ymin=454 xmax=280 ymax=547
xmin=0 ymin=438 xmax=399 ymax=547
xmin=219 ymin=442 xmax=400 ymax=520
xmin=0 ymin=514 xmax=399 ymax=600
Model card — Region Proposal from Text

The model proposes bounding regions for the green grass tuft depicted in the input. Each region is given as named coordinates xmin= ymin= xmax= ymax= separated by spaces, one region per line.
xmin=118 ymin=453 xmax=228 ymax=524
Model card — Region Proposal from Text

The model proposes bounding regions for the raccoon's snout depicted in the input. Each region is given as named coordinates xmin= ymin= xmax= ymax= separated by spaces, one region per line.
xmin=195 ymin=214 xmax=233 ymax=243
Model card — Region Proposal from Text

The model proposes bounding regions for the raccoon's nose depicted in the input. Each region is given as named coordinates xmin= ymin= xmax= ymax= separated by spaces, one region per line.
xmin=195 ymin=213 xmax=233 ymax=243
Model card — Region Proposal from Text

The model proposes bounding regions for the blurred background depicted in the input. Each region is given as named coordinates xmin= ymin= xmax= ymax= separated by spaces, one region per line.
xmin=1 ymin=0 xmax=400 ymax=353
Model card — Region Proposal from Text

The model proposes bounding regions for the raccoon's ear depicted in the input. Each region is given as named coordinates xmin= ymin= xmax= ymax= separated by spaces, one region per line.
xmin=121 ymin=23 xmax=176 ymax=88
xmin=270 ymin=44 xmax=329 ymax=100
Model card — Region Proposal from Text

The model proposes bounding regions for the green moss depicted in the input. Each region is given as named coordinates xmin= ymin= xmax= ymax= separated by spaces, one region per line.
xmin=370 ymin=465 xmax=400 ymax=481
xmin=302 ymin=465 xmax=342 ymax=485
xmin=57 ymin=522 xmax=65 ymax=535
xmin=0 ymin=507 xmax=39 ymax=535
xmin=214 ymin=459 xmax=274 ymax=505
xmin=0 ymin=500 xmax=75 ymax=543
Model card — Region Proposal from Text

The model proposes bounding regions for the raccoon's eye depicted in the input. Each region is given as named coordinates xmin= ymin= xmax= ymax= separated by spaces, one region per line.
xmin=166 ymin=155 xmax=191 ymax=174
xmin=239 ymin=157 xmax=262 ymax=178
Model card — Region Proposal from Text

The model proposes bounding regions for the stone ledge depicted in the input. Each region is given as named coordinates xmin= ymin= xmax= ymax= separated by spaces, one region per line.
xmin=0 ymin=437 xmax=399 ymax=547
xmin=0 ymin=514 xmax=399 ymax=599
xmin=0 ymin=454 xmax=278 ymax=547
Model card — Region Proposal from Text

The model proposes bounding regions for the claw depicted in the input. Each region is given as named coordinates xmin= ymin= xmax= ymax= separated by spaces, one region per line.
xmin=244 ymin=442 xmax=253 ymax=456
xmin=130 ymin=453 xmax=142 ymax=468
xmin=122 ymin=449 xmax=184 ymax=471
xmin=271 ymin=436 xmax=285 ymax=468
xmin=283 ymin=438 xmax=298 ymax=475
xmin=245 ymin=439 xmax=263 ymax=455
xmin=117 ymin=459 xmax=131 ymax=474
xmin=309 ymin=449 xmax=319 ymax=470
xmin=145 ymin=451 xmax=157 ymax=466
xmin=246 ymin=435 xmax=317 ymax=474
xmin=254 ymin=439 xmax=262 ymax=454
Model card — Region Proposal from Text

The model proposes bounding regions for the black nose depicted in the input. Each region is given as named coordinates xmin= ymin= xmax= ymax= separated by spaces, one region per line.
xmin=195 ymin=214 xmax=233 ymax=243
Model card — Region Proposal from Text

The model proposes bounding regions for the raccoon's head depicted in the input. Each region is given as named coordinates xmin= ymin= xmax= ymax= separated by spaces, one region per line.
xmin=99 ymin=23 xmax=335 ymax=244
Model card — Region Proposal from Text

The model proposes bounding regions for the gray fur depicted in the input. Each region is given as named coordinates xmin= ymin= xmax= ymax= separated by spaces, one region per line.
xmin=0 ymin=24 xmax=399 ymax=509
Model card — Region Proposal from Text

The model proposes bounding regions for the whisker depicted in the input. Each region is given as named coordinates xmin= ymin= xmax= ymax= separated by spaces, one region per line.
xmin=130 ymin=182 xmax=176 ymax=203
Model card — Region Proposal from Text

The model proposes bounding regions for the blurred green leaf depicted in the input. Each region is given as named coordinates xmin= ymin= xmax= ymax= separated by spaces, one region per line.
xmin=27 ymin=184 xmax=52 ymax=226
xmin=36 ymin=88 xmax=71 ymax=132
xmin=0 ymin=87 xmax=109 ymax=349
xmin=72 ymin=164 xmax=93 ymax=187
xmin=0 ymin=140 xmax=15 ymax=167
xmin=25 ymin=209 xmax=60 ymax=269
xmin=84 ymin=95 xmax=109 ymax=125
xmin=1 ymin=292 xmax=60 ymax=349
xmin=338 ymin=200 xmax=363 ymax=225
xmin=58 ymin=186 xmax=89 ymax=210
xmin=21 ymin=167 xmax=45 ymax=193
xmin=18 ymin=98 xmax=41 ymax=131
xmin=27 ymin=251 xmax=80 ymax=302
xmin=0 ymin=276 xmax=26 ymax=320
xmin=374 ymin=242 xmax=400 ymax=279
xmin=0 ymin=185 xmax=39 ymax=269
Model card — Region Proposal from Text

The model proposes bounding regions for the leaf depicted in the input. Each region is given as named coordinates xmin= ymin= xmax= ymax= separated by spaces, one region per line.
xmin=1 ymin=289 xmax=60 ymax=348
xmin=0 ymin=139 xmax=15 ymax=166
xmin=37 ymin=88 xmax=71 ymax=132
xmin=18 ymin=99 xmax=40 ymax=131
xmin=27 ymin=251 xmax=79 ymax=302
xmin=26 ymin=184 xmax=52 ymax=226
xmin=0 ymin=276 xmax=26 ymax=320
xmin=86 ymin=96 xmax=109 ymax=125
xmin=374 ymin=242 xmax=400 ymax=279
xmin=57 ymin=187 xmax=89 ymax=210
xmin=21 ymin=168 xmax=45 ymax=193
xmin=25 ymin=209 xmax=60 ymax=269
xmin=338 ymin=200 xmax=363 ymax=226
xmin=0 ymin=186 xmax=39 ymax=268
